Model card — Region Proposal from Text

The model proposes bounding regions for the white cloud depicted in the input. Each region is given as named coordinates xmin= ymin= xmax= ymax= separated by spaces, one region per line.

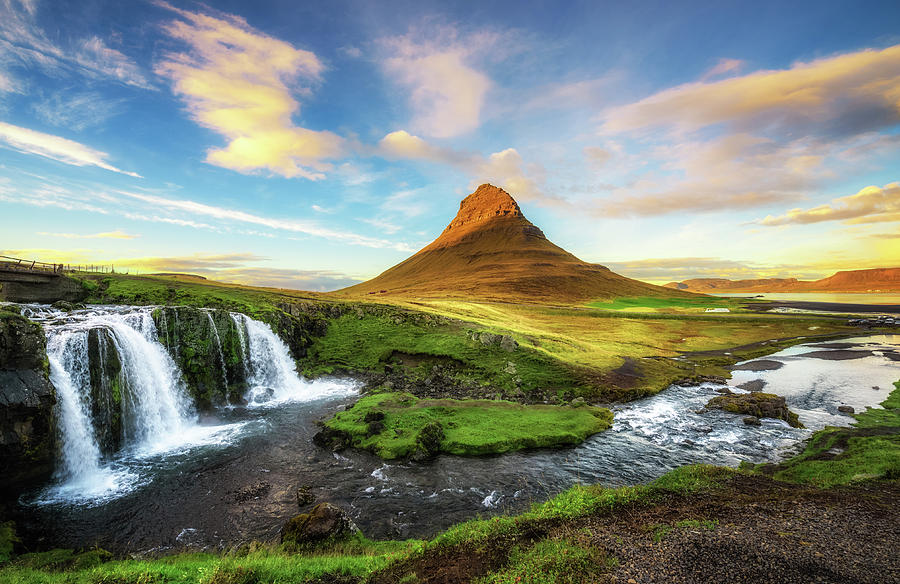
xmin=0 ymin=122 xmax=141 ymax=176
xmin=381 ymin=27 xmax=495 ymax=138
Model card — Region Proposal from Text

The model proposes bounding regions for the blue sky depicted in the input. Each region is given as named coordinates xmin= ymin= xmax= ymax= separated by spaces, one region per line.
xmin=1 ymin=0 xmax=899 ymax=289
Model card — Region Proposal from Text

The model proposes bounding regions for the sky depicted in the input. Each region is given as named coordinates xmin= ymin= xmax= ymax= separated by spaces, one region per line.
xmin=1 ymin=0 xmax=899 ymax=290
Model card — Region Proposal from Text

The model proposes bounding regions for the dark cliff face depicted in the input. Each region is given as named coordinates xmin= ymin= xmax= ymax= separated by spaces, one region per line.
xmin=0 ymin=310 xmax=57 ymax=497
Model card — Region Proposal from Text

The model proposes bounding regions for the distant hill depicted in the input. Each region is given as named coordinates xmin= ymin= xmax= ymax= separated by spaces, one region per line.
xmin=339 ymin=184 xmax=691 ymax=303
xmin=665 ymin=268 xmax=900 ymax=293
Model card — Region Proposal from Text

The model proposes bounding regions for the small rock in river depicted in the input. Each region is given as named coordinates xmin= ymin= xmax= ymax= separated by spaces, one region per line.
xmin=743 ymin=416 xmax=761 ymax=426
xmin=837 ymin=405 xmax=855 ymax=414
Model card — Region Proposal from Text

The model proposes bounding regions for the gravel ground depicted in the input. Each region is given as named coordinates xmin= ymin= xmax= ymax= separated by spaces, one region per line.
xmin=567 ymin=476 xmax=899 ymax=584
xmin=371 ymin=476 xmax=899 ymax=584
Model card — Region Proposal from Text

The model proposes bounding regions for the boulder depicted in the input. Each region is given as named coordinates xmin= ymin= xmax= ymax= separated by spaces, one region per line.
xmin=412 ymin=420 xmax=444 ymax=460
xmin=705 ymin=391 xmax=804 ymax=428
xmin=281 ymin=502 xmax=358 ymax=547
xmin=743 ymin=416 xmax=761 ymax=426
xmin=837 ymin=405 xmax=855 ymax=414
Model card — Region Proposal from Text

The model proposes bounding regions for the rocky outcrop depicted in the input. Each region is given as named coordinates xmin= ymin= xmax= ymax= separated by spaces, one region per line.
xmin=152 ymin=307 xmax=249 ymax=409
xmin=86 ymin=329 xmax=123 ymax=455
xmin=0 ymin=311 xmax=56 ymax=496
xmin=706 ymin=391 xmax=804 ymax=428
xmin=280 ymin=502 xmax=358 ymax=548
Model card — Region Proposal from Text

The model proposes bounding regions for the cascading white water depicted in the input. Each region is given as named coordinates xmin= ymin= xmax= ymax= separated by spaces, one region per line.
xmin=27 ymin=305 xmax=356 ymax=504
xmin=35 ymin=307 xmax=197 ymax=500
xmin=230 ymin=313 xmax=357 ymax=405
xmin=105 ymin=311 xmax=193 ymax=452
xmin=46 ymin=332 xmax=104 ymax=483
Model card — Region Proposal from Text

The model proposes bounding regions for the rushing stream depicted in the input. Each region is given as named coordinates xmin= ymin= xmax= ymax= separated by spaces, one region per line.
xmin=12 ymin=306 xmax=900 ymax=553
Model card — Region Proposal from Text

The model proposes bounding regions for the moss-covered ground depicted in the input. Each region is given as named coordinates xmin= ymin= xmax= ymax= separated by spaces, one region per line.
xmin=321 ymin=391 xmax=613 ymax=459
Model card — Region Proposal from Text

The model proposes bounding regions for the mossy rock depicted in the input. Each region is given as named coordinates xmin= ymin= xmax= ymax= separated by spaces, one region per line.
xmin=280 ymin=502 xmax=359 ymax=549
xmin=706 ymin=391 xmax=804 ymax=428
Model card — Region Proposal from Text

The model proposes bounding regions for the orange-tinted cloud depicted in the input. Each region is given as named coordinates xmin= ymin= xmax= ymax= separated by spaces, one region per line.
xmin=758 ymin=182 xmax=900 ymax=226
xmin=155 ymin=2 xmax=342 ymax=179
xmin=602 ymin=44 xmax=900 ymax=137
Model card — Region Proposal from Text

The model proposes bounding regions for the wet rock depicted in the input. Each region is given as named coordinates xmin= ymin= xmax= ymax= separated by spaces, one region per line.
xmin=296 ymin=485 xmax=315 ymax=508
xmin=706 ymin=391 xmax=804 ymax=428
xmin=736 ymin=379 xmax=767 ymax=392
xmin=230 ymin=481 xmax=271 ymax=504
xmin=281 ymin=502 xmax=358 ymax=547
xmin=837 ymin=405 xmax=855 ymax=414
xmin=0 ymin=311 xmax=57 ymax=497
xmin=743 ymin=416 xmax=761 ymax=426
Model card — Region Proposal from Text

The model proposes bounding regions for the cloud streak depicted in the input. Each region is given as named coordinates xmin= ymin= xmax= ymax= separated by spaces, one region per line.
xmin=0 ymin=122 xmax=141 ymax=176
xmin=155 ymin=2 xmax=342 ymax=180
xmin=758 ymin=182 xmax=900 ymax=226
xmin=37 ymin=229 xmax=139 ymax=239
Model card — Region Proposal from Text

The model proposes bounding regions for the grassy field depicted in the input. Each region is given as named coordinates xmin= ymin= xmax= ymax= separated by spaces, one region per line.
xmin=587 ymin=294 xmax=753 ymax=313
xmin=321 ymin=391 xmax=613 ymax=459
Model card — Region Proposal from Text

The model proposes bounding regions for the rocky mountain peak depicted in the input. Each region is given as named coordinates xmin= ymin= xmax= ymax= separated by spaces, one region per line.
xmin=443 ymin=184 xmax=523 ymax=232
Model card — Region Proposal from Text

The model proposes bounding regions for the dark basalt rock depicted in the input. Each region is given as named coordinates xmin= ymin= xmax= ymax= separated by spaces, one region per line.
xmin=0 ymin=310 xmax=57 ymax=497
xmin=837 ymin=405 xmax=855 ymax=414
xmin=706 ymin=391 xmax=804 ymax=428
xmin=281 ymin=502 xmax=358 ymax=547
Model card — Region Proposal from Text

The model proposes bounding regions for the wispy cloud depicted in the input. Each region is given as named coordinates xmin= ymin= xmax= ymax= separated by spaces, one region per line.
xmin=0 ymin=0 xmax=152 ymax=89
xmin=115 ymin=190 xmax=413 ymax=251
xmin=37 ymin=229 xmax=139 ymax=239
xmin=758 ymin=182 xmax=900 ymax=226
xmin=155 ymin=1 xmax=342 ymax=180
xmin=0 ymin=121 xmax=141 ymax=176
xmin=381 ymin=25 xmax=497 ymax=138
xmin=699 ymin=58 xmax=743 ymax=82
xmin=31 ymin=92 xmax=125 ymax=131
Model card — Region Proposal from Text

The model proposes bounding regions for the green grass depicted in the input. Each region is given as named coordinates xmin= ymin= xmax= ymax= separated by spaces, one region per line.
xmin=588 ymin=295 xmax=753 ymax=313
xmin=475 ymin=538 xmax=615 ymax=584
xmin=302 ymin=314 xmax=587 ymax=400
xmin=323 ymin=392 xmax=613 ymax=459
xmin=771 ymin=379 xmax=900 ymax=487
xmin=0 ymin=538 xmax=419 ymax=584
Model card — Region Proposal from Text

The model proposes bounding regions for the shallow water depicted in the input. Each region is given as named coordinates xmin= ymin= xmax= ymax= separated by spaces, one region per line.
xmin=15 ymin=331 xmax=900 ymax=553
xmin=714 ymin=292 xmax=900 ymax=305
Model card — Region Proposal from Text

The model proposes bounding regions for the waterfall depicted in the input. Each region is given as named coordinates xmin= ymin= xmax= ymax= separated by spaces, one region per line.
xmin=40 ymin=307 xmax=195 ymax=495
xmin=46 ymin=331 xmax=104 ymax=483
xmin=28 ymin=304 xmax=357 ymax=503
xmin=230 ymin=313 xmax=356 ymax=405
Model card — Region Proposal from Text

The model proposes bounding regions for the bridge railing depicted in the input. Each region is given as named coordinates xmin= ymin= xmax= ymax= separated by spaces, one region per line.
xmin=0 ymin=255 xmax=63 ymax=273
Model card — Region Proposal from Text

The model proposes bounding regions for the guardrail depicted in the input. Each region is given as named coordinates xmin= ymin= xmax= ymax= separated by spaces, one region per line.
xmin=0 ymin=255 xmax=63 ymax=273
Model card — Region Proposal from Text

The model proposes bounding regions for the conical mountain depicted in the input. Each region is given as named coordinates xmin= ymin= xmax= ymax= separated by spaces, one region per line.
xmin=339 ymin=184 xmax=688 ymax=302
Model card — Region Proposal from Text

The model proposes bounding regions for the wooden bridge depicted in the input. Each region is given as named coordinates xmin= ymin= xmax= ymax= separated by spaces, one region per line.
xmin=0 ymin=255 xmax=65 ymax=275
xmin=0 ymin=256 xmax=87 ymax=303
